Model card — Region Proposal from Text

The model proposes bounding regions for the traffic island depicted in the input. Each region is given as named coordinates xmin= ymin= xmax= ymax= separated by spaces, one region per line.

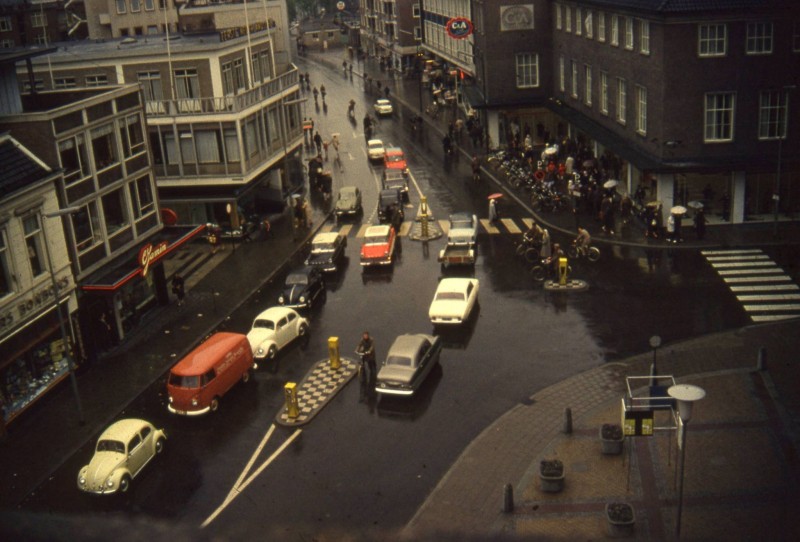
xmin=543 ymin=279 xmax=589 ymax=292
xmin=275 ymin=357 xmax=358 ymax=427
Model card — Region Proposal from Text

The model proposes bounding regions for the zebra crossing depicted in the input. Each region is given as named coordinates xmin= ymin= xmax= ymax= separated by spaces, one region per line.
xmin=702 ymin=249 xmax=800 ymax=322
xmin=320 ymin=217 xmax=533 ymax=237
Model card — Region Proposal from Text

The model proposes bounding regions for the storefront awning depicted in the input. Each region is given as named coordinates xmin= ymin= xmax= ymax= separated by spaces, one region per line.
xmin=80 ymin=225 xmax=206 ymax=292
xmin=461 ymin=85 xmax=486 ymax=110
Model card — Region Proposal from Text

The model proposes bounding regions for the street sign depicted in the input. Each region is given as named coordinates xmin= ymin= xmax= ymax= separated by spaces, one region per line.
xmin=445 ymin=17 xmax=473 ymax=39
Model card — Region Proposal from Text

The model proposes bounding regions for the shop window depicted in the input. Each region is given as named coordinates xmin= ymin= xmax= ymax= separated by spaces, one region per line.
xmin=102 ymin=188 xmax=130 ymax=235
xmin=23 ymin=215 xmax=45 ymax=278
xmin=0 ymin=229 xmax=14 ymax=297
xmin=59 ymin=134 xmax=90 ymax=185
xmin=90 ymin=123 xmax=119 ymax=170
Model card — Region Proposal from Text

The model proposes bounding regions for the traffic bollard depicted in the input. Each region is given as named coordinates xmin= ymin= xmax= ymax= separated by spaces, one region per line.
xmin=328 ymin=336 xmax=340 ymax=370
xmin=563 ymin=407 xmax=573 ymax=434
xmin=284 ymin=382 xmax=299 ymax=419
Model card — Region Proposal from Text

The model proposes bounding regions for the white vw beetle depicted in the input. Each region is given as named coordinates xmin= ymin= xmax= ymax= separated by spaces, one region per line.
xmin=247 ymin=306 xmax=309 ymax=361
xmin=428 ymin=277 xmax=480 ymax=325
xmin=78 ymin=418 xmax=166 ymax=494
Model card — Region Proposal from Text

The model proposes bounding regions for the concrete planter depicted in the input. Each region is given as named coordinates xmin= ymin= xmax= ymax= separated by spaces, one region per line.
xmin=539 ymin=459 xmax=565 ymax=493
xmin=600 ymin=423 xmax=624 ymax=455
xmin=605 ymin=501 xmax=635 ymax=537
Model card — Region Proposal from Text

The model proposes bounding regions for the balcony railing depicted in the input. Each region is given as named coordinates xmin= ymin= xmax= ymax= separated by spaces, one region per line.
xmin=145 ymin=67 xmax=299 ymax=118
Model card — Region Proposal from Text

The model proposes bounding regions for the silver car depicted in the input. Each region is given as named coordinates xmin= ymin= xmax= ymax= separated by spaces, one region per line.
xmin=375 ymin=334 xmax=442 ymax=396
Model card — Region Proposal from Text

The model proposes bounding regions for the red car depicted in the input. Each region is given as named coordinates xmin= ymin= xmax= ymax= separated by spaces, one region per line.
xmin=360 ymin=225 xmax=397 ymax=267
xmin=383 ymin=147 xmax=408 ymax=175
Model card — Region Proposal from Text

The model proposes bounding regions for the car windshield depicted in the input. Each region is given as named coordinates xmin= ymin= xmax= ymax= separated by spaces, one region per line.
xmin=451 ymin=218 xmax=473 ymax=229
xmin=169 ymin=374 xmax=200 ymax=388
xmin=312 ymin=242 xmax=336 ymax=252
xmin=365 ymin=232 xmax=389 ymax=244
xmin=252 ymin=319 xmax=275 ymax=330
xmin=339 ymin=192 xmax=355 ymax=202
xmin=96 ymin=439 xmax=125 ymax=454
xmin=436 ymin=292 xmax=465 ymax=301
xmin=286 ymin=273 xmax=308 ymax=285
xmin=386 ymin=154 xmax=404 ymax=163
xmin=386 ymin=355 xmax=412 ymax=367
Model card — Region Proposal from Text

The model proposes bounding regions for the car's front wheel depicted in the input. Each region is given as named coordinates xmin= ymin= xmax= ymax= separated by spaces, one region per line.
xmin=209 ymin=397 xmax=220 ymax=413
xmin=266 ymin=345 xmax=278 ymax=360
xmin=242 ymin=370 xmax=251 ymax=383
xmin=298 ymin=323 xmax=308 ymax=336
xmin=118 ymin=474 xmax=131 ymax=493
xmin=155 ymin=437 xmax=165 ymax=455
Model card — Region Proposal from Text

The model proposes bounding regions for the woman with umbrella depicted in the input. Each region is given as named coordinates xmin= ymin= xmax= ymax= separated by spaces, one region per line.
xmin=670 ymin=205 xmax=687 ymax=243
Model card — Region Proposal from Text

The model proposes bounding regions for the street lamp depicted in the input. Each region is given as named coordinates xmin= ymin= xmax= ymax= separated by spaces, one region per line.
xmin=668 ymin=383 xmax=706 ymax=539
xmin=774 ymin=85 xmax=796 ymax=237
xmin=40 ymin=205 xmax=84 ymax=425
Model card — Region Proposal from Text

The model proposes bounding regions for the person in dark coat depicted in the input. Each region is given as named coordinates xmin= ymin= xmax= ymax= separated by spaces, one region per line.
xmin=694 ymin=208 xmax=707 ymax=240
xmin=171 ymin=274 xmax=185 ymax=306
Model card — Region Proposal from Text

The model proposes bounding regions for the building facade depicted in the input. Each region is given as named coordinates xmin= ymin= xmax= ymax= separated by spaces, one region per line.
xmin=361 ymin=0 xmax=420 ymax=72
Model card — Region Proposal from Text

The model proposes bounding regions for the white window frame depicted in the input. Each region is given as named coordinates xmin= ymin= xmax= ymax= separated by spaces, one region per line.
xmin=616 ymin=77 xmax=626 ymax=125
xmin=565 ymin=5 xmax=571 ymax=33
xmin=556 ymin=3 xmax=562 ymax=31
xmin=746 ymin=22 xmax=773 ymax=55
xmin=640 ymin=20 xmax=650 ymax=54
xmin=31 ymin=11 xmax=46 ymax=28
xmin=571 ymin=60 xmax=578 ymax=98
xmin=704 ymin=92 xmax=735 ymax=142
xmin=584 ymin=64 xmax=592 ymax=106
xmin=0 ymin=16 xmax=12 ymax=32
xmin=559 ymin=56 xmax=565 ymax=92
xmin=635 ymin=85 xmax=647 ymax=135
xmin=598 ymin=12 xmax=606 ymax=43
xmin=116 ymin=0 xmax=127 ymax=15
xmin=412 ymin=3 xmax=420 ymax=18
xmin=600 ymin=71 xmax=609 ymax=115
xmin=23 ymin=214 xmax=46 ymax=278
xmin=576 ymin=8 xmax=582 ymax=36
xmin=54 ymin=77 xmax=77 ymax=89
xmin=131 ymin=0 xmax=141 ymax=12
xmin=86 ymin=74 xmax=108 ymax=87
xmin=699 ymin=24 xmax=727 ymax=57
xmin=585 ymin=11 xmax=593 ymax=39
xmin=624 ymin=17 xmax=634 ymax=50
xmin=1 ymin=39 xmax=14 ymax=48
xmin=145 ymin=0 xmax=155 ymax=11
xmin=758 ymin=90 xmax=788 ymax=140
xmin=611 ymin=15 xmax=619 ymax=46
xmin=515 ymin=53 xmax=539 ymax=89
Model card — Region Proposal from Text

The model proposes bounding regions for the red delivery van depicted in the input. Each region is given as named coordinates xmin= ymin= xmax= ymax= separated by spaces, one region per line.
xmin=167 ymin=332 xmax=255 ymax=415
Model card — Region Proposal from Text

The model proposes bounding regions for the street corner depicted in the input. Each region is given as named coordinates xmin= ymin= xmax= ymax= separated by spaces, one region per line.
xmin=274 ymin=357 xmax=359 ymax=427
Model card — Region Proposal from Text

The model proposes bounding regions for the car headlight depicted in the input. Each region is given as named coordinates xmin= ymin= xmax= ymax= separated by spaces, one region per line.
xmin=191 ymin=398 xmax=198 ymax=406
xmin=106 ymin=479 xmax=114 ymax=488
xmin=79 ymin=476 xmax=86 ymax=485
xmin=256 ymin=347 xmax=264 ymax=355
xmin=278 ymin=295 xmax=285 ymax=303
xmin=299 ymin=296 xmax=306 ymax=303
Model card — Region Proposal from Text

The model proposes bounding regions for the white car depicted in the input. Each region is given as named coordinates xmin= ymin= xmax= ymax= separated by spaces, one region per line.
xmin=247 ymin=306 xmax=309 ymax=361
xmin=367 ymin=139 xmax=385 ymax=161
xmin=373 ymin=98 xmax=393 ymax=116
xmin=78 ymin=419 xmax=166 ymax=494
xmin=428 ymin=278 xmax=479 ymax=325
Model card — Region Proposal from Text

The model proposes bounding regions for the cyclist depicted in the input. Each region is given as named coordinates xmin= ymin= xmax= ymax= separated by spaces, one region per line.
xmin=575 ymin=227 xmax=591 ymax=256
xmin=356 ymin=331 xmax=376 ymax=382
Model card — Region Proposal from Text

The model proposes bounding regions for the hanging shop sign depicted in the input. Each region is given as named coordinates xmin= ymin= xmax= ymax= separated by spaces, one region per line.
xmin=138 ymin=240 xmax=169 ymax=278
xmin=446 ymin=18 xmax=473 ymax=40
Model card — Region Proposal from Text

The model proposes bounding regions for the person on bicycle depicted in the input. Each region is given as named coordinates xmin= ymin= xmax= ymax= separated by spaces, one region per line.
xmin=524 ymin=222 xmax=544 ymax=249
xmin=575 ymin=227 xmax=591 ymax=256
xmin=356 ymin=331 xmax=376 ymax=381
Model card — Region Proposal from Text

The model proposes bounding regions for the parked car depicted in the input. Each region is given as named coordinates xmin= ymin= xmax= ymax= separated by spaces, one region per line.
xmin=247 ymin=306 xmax=309 ymax=361
xmin=305 ymin=231 xmax=347 ymax=272
xmin=383 ymin=147 xmax=408 ymax=175
xmin=375 ymin=333 xmax=442 ymax=396
xmin=77 ymin=419 xmax=166 ymax=494
xmin=334 ymin=186 xmax=362 ymax=219
xmin=382 ymin=168 xmax=409 ymax=201
xmin=373 ymin=98 xmax=393 ymax=116
xmin=279 ymin=266 xmax=326 ymax=309
xmin=367 ymin=139 xmax=385 ymax=161
xmin=429 ymin=278 xmax=480 ymax=325
xmin=378 ymin=188 xmax=404 ymax=225
xmin=360 ymin=225 xmax=397 ymax=267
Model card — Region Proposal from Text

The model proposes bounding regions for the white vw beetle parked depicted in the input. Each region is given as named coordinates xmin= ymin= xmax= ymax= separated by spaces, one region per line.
xmin=428 ymin=277 xmax=479 ymax=325
xmin=247 ymin=306 xmax=309 ymax=361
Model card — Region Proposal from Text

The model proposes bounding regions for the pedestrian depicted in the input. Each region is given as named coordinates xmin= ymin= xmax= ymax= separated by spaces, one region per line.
xmin=694 ymin=208 xmax=707 ymax=240
xmin=488 ymin=197 xmax=498 ymax=222
xmin=320 ymin=84 xmax=327 ymax=103
xmin=540 ymin=228 xmax=551 ymax=260
xmin=207 ymin=225 xmax=219 ymax=254
xmin=293 ymin=198 xmax=305 ymax=231
xmin=720 ymin=190 xmax=730 ymax=221
xmin=171 ymin=273 xmax=185 ymax=306
xmin=356 ymin=331 xmax=377 ymax=382
xmin=313 ymin=131 xmax=323 ymax=154
xmin=322 ymin=139 xmax=329 ymax=161
xmin=384 ymin=85 xmax=390 ymax=98
xmin=667 ymin=213 xmax=676 ymax=243
xmin=601 ymin=195 xmax=615 ymax=235
xmin=313 ymin=86 xmax=319 ymax=104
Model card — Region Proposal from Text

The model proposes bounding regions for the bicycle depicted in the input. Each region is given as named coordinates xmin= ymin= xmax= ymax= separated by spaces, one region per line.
xmin=530 ymin=259 xmax=572 ymax=283
xmin=516 ymin=238 xmax=543 ymax=264
xmin=567 ymin=242 xmax=601 ymax=262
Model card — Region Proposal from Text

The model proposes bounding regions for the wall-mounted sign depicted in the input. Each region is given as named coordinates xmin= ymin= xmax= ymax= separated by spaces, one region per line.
xmin=500 ymin=5 xmax=534 ymax=32
xmin=446 ymin=17 xmax=473 ymax=40
xmin=138 ymin=241 xmax=169 ymax=278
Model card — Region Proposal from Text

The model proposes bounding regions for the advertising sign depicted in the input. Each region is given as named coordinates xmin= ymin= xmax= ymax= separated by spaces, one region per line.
xmin=500 ymin=4 xmax=534 ymax=32
xmin=446 ymin=17 xmax=473 ymax=40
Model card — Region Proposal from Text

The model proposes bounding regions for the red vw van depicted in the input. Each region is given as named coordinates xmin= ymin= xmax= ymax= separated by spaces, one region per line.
xmin=167 ymin=332 xmax=254 ymax=415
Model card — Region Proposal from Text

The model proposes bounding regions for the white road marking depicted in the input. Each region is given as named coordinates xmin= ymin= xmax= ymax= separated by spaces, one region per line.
xmin=723 ymin=276 xmax=792 ymax=283
xmin=710 ymin=261 xmax=777 ymax=268
xmin=439 ymin=220 xmax=450 ymax=235
xmin=701 ymin=249 xmax=763 ymax=255
xmin=501 ymin=218 xmax=522 ymax=234
xmin=355 ymin=224 xmax=371 ymax=238
xmin=337 ymin=224 xmax=354 ymax=237
xmin=751 ymin=314 xmax=800 ymax=322
xmin=399 ymin=221 xmax=412 ymax=236
xmin=743 ymin=304 xmax=800 ymax=312
xmin=480 ymin=218 xmax=500 ymax=234
xmin=407 ymin=170 xmax=424 ymax=199
xmin=730 ymin=284 xmax=799 ymax=292
xmin=522 ymin=218 xmax=535 ymax=229
xmin=705 ymin=255 xmax=770 ymax=261
xmin=736 ymin=294 xmax=800 ymax=301
xmin=320 ymin=223 xmax=335 ymax=233
xmin=716 ymin=268 xmax=784 ymax=276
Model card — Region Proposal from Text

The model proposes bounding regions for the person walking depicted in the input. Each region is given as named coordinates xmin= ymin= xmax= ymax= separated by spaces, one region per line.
xmin=171 ymin=274 xmax=185 ymax=306
xmin=313 ymin=86 xmax=319 ymax=105
xmin=313 ymin=131 xmax=323 ymax=154
xmin=320 ymin=84 xmax=327 ymax=104
xmin=488 ymin=197 xmax=498 ymax=223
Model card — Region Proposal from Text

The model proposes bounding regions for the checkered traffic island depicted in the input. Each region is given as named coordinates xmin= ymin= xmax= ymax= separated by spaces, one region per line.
xmin=275 ymin=358 xmax=358 ymax=427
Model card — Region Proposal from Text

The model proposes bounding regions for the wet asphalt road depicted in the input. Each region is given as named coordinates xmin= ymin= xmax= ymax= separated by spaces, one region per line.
xmin=15 ymin=59 xmax=786 ymax=539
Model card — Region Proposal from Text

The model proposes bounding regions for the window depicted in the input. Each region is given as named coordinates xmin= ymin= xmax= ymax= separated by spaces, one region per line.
xmin=131 ymin=0 xmax=141 ymax=12
xmin=414 ymin=26 xmax=421 ymax=40
xmin=128 ymin=434 xmax=141 ymax=452
xmin=565 ymin=6 xmax=571 ymax=33
xmin=86 ymin=74 xmax=109 ymax=87
xmin=120 ymin=114 xmax=145 ymax=158
xmin=23 ymin=215 xmax=45 ymax=277
xmin=556 ymin=4 xmax=562 ymax=30
xmin=147 ymin=25 xmax=159 ymax=35
xmin=704 ymin=93 xmax=735 ymax=142
xmin=746 ymin=22 xmax=773 ymax=54
xmin=611 ymin=15 xmax=619 ymax=46
xmin=138 ymin=71 xmax=163 ymax=102
xmin=575 ymin=8 xmax=582 ymax=36
xmin=58 ymin=135 xmax=90 ymax=185
xmin=516 ymin=53 xmax=539 ymax=88
xmin=624 ymin=17 xmax=633 ymax=50
xmin=640 ymin=20 xmax=650 ymax=54
xmin=636 ymin=85 xmax=647 ymax=135
xmin=32 ymin=12 xmax=46 ymax=27
xmin=616 ymin=78 xmax=626 ymax=124
xmin=699 ymin=24 xmax=727 ymax=56
xmin=0 ymin=229 xmax=13 ymax=298
xmin=584 ymin=65 xmax=592 ymax=105
xmin=570 ymin=60 xmax=578 ymax=98
xmin=91 ymin=123 xmax=119 ymax=170
xmin=195 ymin=131 xmax=221 ymax=163
xmin=559 ymin=56 xmax=565 ymax=92
xmin=0 ymin=39 xmax=14 ymax=48
xmin=0 ymin=16 xmax=12 ymax=32
xmin=116 ymin=0 xmax=126 ymax=14
xmin=600 ymin=72 xmax=609 ymax=114
xmin=224 ymin=129 xmax=240 ymax=162
xmin=130 ymin=175 xmax=155 ymax=218
xmin=412 ymin=3 xmax=420 ymax=18
xmin=33 ymin=34 xmax=48 ymax=46
xmin=598 ymin=12 xmax=605 ymax=42
xmin=585 ymin=11 xmax=593 ymax=39
xmin=71 ymin=202 xmax=100 ymax=252
xmin=145 ymin=0 xmax=155 ymax=10
xmin=174 ymin=68 xmax=199 ymax=99
xmin=758 ymin=90 xmax=788 ymax=140
xmin=22 ymin=79 xmax=44 ymax=92
xmin=102 ymin=188 xmax=130 ymax=235
xmin=54 ymin=77 xmax=77 ymax=89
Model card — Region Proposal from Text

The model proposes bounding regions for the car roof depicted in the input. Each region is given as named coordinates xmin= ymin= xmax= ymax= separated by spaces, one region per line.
xmin=365 ymin=225 xmax=391 ymax=236
xmin=368 ymin=139 xmax=384 ymax=146
xmin=449 ymin=212 xmax=473 ymax=222
xmin=170 ymin=332 xmax=250 ymax=376
xmin=340 ymin=186 xmax=359 ymax=195
xmin=389 ymin=334 xmax=433 ymax=357
xmin=253 ymin=306 xmax=295 ymax=321
xmin=437 ymin=277 xmax=478 ymax=293
xmin=312 ymin=232 xmax=341 ymax=244
xmin=376 ymin=98 xmax=390 ymax=104
xmin=99 ymin=418 xmax=150 ymax=441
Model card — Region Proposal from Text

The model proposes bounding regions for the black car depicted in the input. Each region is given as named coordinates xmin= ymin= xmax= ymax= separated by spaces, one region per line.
xmin=278 ymin=266 xmax=326 ymax=309
xmin=378 ymin=188 xmax=404 ymax=226
xmin=382 ymin=169 xmax=409 ymax=202
xmin=304 ymin=232 xmax=347 ymax=273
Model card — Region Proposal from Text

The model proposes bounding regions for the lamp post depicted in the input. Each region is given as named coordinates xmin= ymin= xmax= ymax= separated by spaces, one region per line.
xmin=668 ymin=384 xmax=706 ymax=539
xmin=40 ymin=206 xmax=84 ymax=425
xmin=649 ymin=335 xmax=661 ymax=387
xmin=773 ymin=85 xmax=796 ymax=237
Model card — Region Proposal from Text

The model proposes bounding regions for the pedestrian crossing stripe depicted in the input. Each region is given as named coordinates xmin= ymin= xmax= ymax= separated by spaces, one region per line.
xmin=522 ymin=218 xmax=535 ymax=229
xmin=703 ymin=248 xmax=800 ymax=322
xmin=398 ymin=221 xmax=412 ymax=237
xmin=319 ymin=216 xmax=539 ymax=238
xmin=338 ymin=224 xmax=354 ymax=237
xmin=501 ymin=218 xmax=522 ymax=234
xmin=439 ymin=220 xmax=450 ymax=235
xmin=480 ymin=218 xmax=500 ymax=234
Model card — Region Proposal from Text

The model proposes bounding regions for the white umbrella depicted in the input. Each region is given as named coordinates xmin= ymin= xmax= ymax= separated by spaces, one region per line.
xmin=544 ymin=146 xmax=558 ymax=156
xmin=671 ymin=205 xmax=688 ymax=215
xmin=687 ymin=200 xmax=704 ymax=209
xmin=603 ymin=179 xmax=619 ymax=189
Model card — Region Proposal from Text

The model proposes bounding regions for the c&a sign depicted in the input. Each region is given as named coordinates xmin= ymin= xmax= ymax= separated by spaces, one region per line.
xmin=446 ymin=18 xmax=473 ymax=39
xmin=138 ymin=241 xmax=169 ymax=278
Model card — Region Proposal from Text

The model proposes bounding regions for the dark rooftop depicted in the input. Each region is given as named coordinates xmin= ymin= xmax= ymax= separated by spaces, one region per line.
xmin=0 ymin=134 xmax=51 ymax=198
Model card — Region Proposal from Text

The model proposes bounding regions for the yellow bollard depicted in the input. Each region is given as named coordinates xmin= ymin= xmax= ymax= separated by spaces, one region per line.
xmin=328 ymin=336 xmax=340 ymax=370
xmin=558 ymin=257 xmax=568 ymax=286
xmin=284 ymin=382 xmax=299 ymax=419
